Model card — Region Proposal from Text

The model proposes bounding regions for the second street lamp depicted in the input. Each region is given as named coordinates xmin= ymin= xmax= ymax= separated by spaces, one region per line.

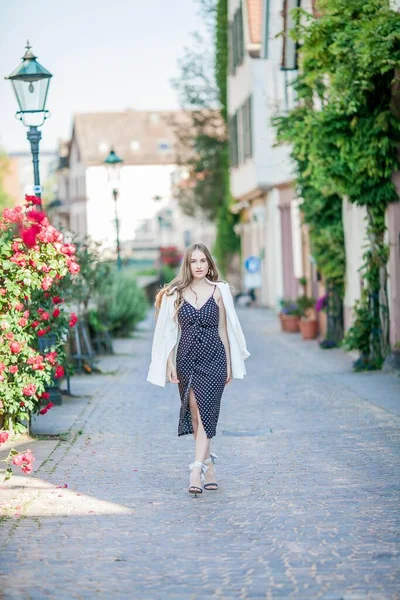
xmin=104 ymin=148 xmax=124 ymax=271
xmin=6 ymin=41 xmax=53 ymax=209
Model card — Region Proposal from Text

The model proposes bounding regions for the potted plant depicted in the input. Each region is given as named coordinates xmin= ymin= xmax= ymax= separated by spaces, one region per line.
xmin=279 ymin=300 xmax=301 ymax=332
xmin=298 ymin=295 xmax=318 ymax=340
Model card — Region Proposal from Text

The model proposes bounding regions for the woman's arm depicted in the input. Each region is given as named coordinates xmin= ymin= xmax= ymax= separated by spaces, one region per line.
xmin=216 ymin=289 xmax=232 ymax=384
xmin=167 ymin=348 xmax=179 ymax=384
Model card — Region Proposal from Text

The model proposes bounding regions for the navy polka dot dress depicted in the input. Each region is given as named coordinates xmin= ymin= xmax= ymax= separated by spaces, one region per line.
xmin=176 ymin=286 xmax=227 ymax=439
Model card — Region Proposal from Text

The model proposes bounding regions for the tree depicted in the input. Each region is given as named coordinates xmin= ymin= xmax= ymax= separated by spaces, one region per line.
xmin=172 ymin=0 xmax=239 ymax=272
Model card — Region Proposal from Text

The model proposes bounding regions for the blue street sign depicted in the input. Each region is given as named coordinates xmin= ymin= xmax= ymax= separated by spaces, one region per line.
xmin=245 ymin=256 xmax=261 ymax=274
xmin=34 ymin=185 xmax=41 ymax=194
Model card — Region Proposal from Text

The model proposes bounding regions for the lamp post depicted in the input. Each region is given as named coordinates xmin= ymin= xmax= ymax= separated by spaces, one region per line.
xmin=6 ymin=41 xmax=53 ymax=210
xmin=104 ymin=148 xmax=123 ymax=271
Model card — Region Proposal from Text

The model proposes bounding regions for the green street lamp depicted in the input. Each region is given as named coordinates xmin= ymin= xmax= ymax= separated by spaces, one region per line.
xmin=104 ymin=148 xmax=124 ymax=271
xmin=6 ymin=41 xmax=53 ymax=209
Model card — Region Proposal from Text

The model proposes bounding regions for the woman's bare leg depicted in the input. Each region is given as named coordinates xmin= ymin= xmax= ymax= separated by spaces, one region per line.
xmin=189 ymin=388 xmax=210 ymax=490
xmin=189 ymin=391 xmax=199 ymax=439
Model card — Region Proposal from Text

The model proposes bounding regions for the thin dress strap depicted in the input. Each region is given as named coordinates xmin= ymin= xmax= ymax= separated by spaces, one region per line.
xmin=212 ymin=285 xmax=216 ymax=297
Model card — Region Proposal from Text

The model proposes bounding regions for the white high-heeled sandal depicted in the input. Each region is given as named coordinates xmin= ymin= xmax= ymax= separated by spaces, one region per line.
xmin=202 ymin=453 xmax=218 ymax=490
xmin=188 ymin=461 xmax=208 ymax=496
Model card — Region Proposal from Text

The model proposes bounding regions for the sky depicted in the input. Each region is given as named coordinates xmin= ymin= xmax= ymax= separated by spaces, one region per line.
xmin=0 ymin=0 xmax=202 ymax=153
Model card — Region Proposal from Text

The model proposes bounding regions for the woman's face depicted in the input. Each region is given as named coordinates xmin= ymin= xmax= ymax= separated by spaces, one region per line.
xmin=189 ymin=249 xmax=209 ymax=280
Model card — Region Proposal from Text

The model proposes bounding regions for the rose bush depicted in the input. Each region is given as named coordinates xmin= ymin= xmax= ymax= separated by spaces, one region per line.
xmin=0 ymin=195 xmax=80 ymax=433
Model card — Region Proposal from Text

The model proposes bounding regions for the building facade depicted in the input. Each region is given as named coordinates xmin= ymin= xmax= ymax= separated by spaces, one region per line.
xmin=54 ymin=110 xmax=188 ymax=251
xmin=228 ymin=0 xmax=312 ymax=308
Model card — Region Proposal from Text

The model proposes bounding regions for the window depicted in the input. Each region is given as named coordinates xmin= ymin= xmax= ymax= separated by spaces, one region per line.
xmin=229 ymin=2 xmax=244 ymax=74
xmin=229 ymin=113 xmax=239 ymax=168
xmin=243 ymin=96 xmax=253 ymax=160
xmin=229 ymin=95 xmax=252 ymax=168
xmin=130 ymin=140 xmax=140 ymax=152
xmin=282 ymin=0 xmax=301 ymax=70
xmin=98 ymin=141 xmax=109 ymax=153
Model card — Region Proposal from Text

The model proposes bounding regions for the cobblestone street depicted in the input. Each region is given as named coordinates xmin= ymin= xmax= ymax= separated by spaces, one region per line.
xmin=1 ymin=308 xmax=400 ymax=599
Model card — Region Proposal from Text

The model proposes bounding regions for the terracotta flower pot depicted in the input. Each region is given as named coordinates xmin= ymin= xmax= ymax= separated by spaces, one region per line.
xmin=280 ymin=313 xmax=300 ymax=333
xmin=299 ymin=318 xmax=318 ymax=340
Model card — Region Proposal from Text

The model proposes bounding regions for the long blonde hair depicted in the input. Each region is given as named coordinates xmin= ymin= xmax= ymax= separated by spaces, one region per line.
xmin=155 ymin=243 xmax=220 ymax=318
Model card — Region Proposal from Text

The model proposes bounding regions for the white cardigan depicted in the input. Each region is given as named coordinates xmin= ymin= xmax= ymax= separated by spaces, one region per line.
xmin=146 ymin=280 xmax=250 ymax=387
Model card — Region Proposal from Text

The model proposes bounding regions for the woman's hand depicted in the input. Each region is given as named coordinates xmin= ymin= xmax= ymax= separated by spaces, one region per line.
xmin=226 ymin=363 xmax=232 ymax=385
xmin=167 ymin=362 xmax=179 ymax=384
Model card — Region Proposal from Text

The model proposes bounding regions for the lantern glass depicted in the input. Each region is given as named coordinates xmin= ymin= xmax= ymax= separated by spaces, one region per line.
xmin=11 ymin=77 xmax=51 ymax=126
xmin=106 ymin=162 xmax=122 ymax=183
xmin=104 ymin=149 xmax=123 ymax=185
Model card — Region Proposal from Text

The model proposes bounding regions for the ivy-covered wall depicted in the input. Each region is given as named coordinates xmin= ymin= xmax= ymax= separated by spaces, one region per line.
xmin=213 ymin=0 xmax=240 ymax=275
xmin=274 ymin=0 xmax=400 ymax=369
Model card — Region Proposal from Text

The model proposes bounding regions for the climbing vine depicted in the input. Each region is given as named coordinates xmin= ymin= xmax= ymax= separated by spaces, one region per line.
xmin=274 ymin=0 xmax=400 ymax=369
xmin=213 ymin=0 xmax=240 ymax=273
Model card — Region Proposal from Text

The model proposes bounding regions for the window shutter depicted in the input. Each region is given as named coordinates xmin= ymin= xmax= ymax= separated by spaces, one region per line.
xmin=228 ymin=23 xmax=234 ymax=74
xmin=282 ymin=0 xmax=300 ymax=70
xmin=248 ymin=95 xmax=253 ymax=158
xmin=238 ymin=2 xmax=244 ymax=65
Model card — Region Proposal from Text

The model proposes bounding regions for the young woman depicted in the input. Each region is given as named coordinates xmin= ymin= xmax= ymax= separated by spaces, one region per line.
xmin=147 ymin=243 xmax=250 ymax=496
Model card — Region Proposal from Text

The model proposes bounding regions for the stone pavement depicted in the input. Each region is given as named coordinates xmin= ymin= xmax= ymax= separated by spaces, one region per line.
xmin=0 ymin=308 xmax=399 ymax=599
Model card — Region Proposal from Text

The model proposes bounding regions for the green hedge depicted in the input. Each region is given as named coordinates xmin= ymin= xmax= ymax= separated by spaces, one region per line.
xmin=98 ymin=271 xmax=148 ymax=337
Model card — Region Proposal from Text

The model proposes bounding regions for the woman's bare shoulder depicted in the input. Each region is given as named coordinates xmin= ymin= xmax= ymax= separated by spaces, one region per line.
xmin=214 ymin=285 xmax=223 ymax=301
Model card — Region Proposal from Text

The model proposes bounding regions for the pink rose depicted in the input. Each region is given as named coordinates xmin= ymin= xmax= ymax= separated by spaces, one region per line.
xmin=60 ymin=243 xmax=76 ymax=256
xmin=55 ymin=365 xmax=65 ymax=379
xmin=12 ymin=454 xmax=24 ymax=466
xmin=18 ymin=317 xmax=28 ymax=327
xmin=45 ymin=351 xmax=58 ymax=365
xmin=0 ymin=431 xmax=9 ymax=444
xmin=12 ymin=449 xmax=35 ymax=474
xmin=41 ymin=276 xmax=53 ymax=291
xmin=23 ymin=383 xmax=37 ymax=397
xmin=3 ymin=208 xmax=24 ymax=223
xmin=10 ymin=341 xmax=21 ymax=354
xmin=68 ymin=262 xmax=80 ymax=275
xmin=0 ymin=362 xmax=5 ymax=373
xmin=8 ymin=365 xmax=18 ymax=374
xmin=21 ymin=225 xmax=41 ymax=248
xmin=69 ymin=313 xmax=78 ymax=328
xmin=26 ymin=209 xmax=46 ymax=223
xmin=25 ymin=195 xmax=41 ymax=206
